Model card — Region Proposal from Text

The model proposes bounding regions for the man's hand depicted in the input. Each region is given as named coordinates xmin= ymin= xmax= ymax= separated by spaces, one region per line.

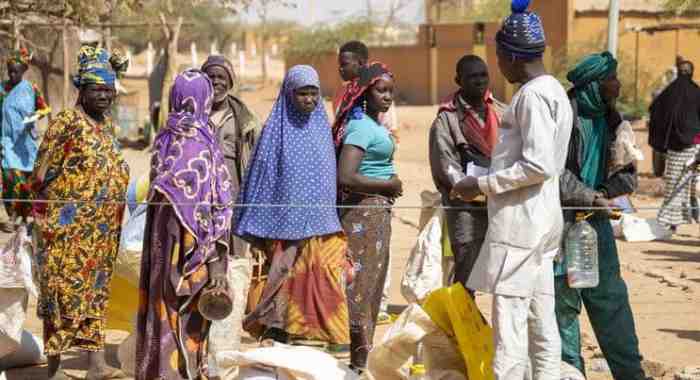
xmin=450 ymin=176 xmax=482 ymax=201
xmin=593 ymin=196 xmax=618 ymax=218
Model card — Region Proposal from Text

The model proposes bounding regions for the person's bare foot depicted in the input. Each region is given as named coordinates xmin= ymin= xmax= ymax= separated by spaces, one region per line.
xmin=86 ymin=351 xmax=127 ymax=380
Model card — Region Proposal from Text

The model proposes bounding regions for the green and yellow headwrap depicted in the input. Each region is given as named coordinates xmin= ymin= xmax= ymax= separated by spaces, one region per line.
xmin=72 ymin=45 xmax=129 ymax=89
xmin=7 ymin=48 xmax=32 ymax=67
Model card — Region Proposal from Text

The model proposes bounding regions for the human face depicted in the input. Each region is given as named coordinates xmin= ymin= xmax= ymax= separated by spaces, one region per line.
xmin=457 ymin=60 xmax=489 ymax=101
xmin=496 ymin=50 xmax=518 ymax=84
xmin=292 ymin=85 xmax=320 ymax=114
xmin=7 ymin=62 xmax=27 ymax=86
xmin=338 ymin=52 xmax=363 ymax=82
xmin=81 ymin=83 xmax=116 ymax=117
xmin=205 ymin=65 xmax=232 ymax=103
xmin=599 ymin=71 xmax=621 ymax=106
xmin=366 ymin=77 xmax=394 ymax=114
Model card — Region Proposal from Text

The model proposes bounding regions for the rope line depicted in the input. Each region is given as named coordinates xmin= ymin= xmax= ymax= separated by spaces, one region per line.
xmin=0 ymin=197 xmax=697 ymax=211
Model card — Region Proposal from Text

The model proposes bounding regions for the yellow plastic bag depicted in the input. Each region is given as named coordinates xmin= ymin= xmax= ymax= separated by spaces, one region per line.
xmin=422 ymin=284 xmax=495 ymax=380
xmin=105 ymin=271 xmax=139 ymax=333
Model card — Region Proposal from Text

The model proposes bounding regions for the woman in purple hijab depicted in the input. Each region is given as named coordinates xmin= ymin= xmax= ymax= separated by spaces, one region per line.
xmin=135 ymin=70 xmax=233 ymax=380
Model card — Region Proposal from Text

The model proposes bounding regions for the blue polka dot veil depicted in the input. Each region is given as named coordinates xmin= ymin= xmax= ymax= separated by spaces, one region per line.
xmin=234 ymin=65 xmax=343 ymax=240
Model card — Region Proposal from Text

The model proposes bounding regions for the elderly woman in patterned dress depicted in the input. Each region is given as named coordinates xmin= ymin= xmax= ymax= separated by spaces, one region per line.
xmin=31 ymin=46 xmax=129 ymax=380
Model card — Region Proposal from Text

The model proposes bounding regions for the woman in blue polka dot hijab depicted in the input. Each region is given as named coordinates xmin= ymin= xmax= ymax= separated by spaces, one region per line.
xmin=235 ymin=65 xmax=351 ymax=355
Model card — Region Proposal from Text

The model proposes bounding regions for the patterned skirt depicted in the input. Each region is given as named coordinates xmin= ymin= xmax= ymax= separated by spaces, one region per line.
xmin=658 ymin=145 xmax=699 ymax=227
xmin=339 ymin=194 xmax=392 ymax=368
xmin=1 ymin=169 xmax=33 ymax=220
xmin=243 ymin=233 xmax=351 ymax=345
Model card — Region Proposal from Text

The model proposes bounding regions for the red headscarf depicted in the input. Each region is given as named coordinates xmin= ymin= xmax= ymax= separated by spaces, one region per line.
xmin=438 ymin=90 xmax=500 ymax=157
xmin=332 ymin=62 xmax=393 ymax=147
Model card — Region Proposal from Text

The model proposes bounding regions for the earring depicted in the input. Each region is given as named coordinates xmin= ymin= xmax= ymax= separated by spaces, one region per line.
xmin=363 ymin=99 xmax=367 ymax=113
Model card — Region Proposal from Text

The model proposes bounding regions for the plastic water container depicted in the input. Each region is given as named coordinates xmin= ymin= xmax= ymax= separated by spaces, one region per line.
xmin=565 ymin=214 xmax=599 ymax=288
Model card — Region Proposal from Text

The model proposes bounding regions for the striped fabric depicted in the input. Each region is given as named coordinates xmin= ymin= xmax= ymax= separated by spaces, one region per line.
xmin=658 ymin=145 xmax=699 ymax=227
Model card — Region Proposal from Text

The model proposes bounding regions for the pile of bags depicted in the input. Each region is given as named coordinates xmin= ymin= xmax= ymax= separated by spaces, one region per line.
xmin=0 ymin=226 xmax=46 ymax=373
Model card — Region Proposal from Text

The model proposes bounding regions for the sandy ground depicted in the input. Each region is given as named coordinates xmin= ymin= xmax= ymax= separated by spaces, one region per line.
xmin=2 ymin=83 xmax=699 ymax=379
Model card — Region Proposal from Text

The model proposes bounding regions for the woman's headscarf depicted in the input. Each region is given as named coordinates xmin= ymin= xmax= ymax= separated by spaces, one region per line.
xmin=235 ymin=65 xmax=342 ymax=240
xmin=649 ymin=63 xmax=700 ymax=152
xmin=331 ymin=62 xmax=393 ymax=147
xmin=72 ymin=45 xmax=128 ymax=89
xmin=150 ymin=69 xmax=233 ymax=276
xmin=6 ymin=48 xmax=31 ymax=67
xmin=567 ymin=51 xmax=618 ymax=187
xmin=496 ymin=0 xmax=546 ymax=60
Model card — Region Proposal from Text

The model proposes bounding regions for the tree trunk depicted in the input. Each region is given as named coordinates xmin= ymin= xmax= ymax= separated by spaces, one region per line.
xmin=62 ymin=20 xmax=70 ymax=109
xmin=156 ymin=15 xmax=183 ymax=141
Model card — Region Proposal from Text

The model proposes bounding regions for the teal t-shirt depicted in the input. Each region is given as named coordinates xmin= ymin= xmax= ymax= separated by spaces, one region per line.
xmin=343 ymin=114 xmax=396 ymax=180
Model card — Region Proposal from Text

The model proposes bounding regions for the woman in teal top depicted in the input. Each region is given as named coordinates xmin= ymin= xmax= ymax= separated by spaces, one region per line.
xmin=334 ymin=62 xmax=402 ymax=373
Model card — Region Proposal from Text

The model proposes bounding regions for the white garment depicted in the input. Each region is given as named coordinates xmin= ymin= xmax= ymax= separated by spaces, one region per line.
xmin=468 ymin=75 xmax=573 ymax=298
xmin=491 ymin=249 xmax=561 ymax=380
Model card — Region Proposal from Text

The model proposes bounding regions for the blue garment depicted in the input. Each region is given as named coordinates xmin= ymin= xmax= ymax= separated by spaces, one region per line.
xmin=1 ymin=79 xmax=38 ymax=171
xmin=234 ymin=65 xmax=342 ymax=240
xmin=343 ymin=110 xmax=396 ymax=180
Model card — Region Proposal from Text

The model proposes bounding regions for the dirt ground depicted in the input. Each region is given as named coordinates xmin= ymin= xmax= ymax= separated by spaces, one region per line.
xmin=3 ymin=82 xmax=699 ymax=379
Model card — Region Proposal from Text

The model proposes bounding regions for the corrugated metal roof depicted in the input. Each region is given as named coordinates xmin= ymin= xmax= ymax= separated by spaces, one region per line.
xmin=575 ymin=0 xmax=666 ymax=13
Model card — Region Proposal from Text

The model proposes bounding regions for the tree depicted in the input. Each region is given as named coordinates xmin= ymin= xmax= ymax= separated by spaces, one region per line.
xmin=664 ymin=0 xmax=700 ymax=12
xmin=249 ymin=0 xmax=295 ymax=84
xmin=112 ymin=0 xmax=253 ymax=137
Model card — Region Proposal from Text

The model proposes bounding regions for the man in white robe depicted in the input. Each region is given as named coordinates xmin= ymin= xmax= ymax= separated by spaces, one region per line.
xmin=451 ymin=2 xmax=573 ymax=378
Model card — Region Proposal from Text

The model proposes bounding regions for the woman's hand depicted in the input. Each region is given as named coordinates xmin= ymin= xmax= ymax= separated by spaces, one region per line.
xmin=386 ymin=176 xmax=403 ymax=198
xmin=206 ymin=258 xmax=228 ymax=295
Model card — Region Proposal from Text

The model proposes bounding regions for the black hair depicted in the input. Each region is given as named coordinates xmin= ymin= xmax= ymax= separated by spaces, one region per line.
xmin=456 ymin=54 xmax=486 ymax=77
xmin=679 ymin=60 xmax=694 ymax=76
xmin=339 ymin=41 xmax=369 ymax=62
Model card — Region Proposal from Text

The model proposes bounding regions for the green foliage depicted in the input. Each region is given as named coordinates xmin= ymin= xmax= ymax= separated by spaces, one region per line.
xmin=113 ymin=1 xmax=245 ymax=54
xmin=283 ymin=19 xmax=374 ymax=61
xmin=434 ymin=0 xmax=510 ymax=23
xmin=664 ymin=0 xmax=700 ymax=13
xmin=1 ymin=0 xmax=144 ymax=23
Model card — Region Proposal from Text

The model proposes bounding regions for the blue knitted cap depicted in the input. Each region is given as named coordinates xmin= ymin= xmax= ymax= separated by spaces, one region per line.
xmin=496 ymin=0 xmax=546 ymax=59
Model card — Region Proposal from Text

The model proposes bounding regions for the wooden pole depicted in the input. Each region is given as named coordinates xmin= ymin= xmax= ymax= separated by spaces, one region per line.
xmin=12 ymin=17 xmax=20 ymax=50
xmin=62 ymin=20 xmax=70 ymax=110
xmin=634 ymin=31 xmax=639 ymax=104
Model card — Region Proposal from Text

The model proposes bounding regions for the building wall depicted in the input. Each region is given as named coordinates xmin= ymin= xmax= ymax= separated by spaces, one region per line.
xmin=286 ymin=23 xmax=497 ymax=105
xmin=572 ymin=12 xmax=700 ymax=96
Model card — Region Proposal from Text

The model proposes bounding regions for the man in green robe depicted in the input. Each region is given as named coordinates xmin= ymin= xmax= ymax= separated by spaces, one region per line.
xmin=558 ymin=51 xmax=650 ymax=380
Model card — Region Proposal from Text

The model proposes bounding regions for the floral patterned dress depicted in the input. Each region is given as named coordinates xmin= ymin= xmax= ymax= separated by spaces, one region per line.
xmin=32 ymin=108 xmax=129 ymax=355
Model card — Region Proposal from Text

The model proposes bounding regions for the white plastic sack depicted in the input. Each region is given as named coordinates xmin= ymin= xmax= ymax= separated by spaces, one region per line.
xmin=620 ymin=214 xmax=672 ymax=242
xmin=366 ymin=303 xmax=466 ymax=380
xmin=209 ymin=255 xmax=253 ymax=380
xmin=238 ymin=366 xmax=293 ymax=380
xmin=218 ymin=343 xmax=358 ymax=380
xmin=0 ymin=226 xmax=37 ymax=297
xmin=117 ymin=332 xmax=136 ymax=377
xmin=0 ymin=289 xmax=27 ymax=358
xmin=0 ymin=329 xmax=46 ymax=369
xmin=401 ymin=209 xmax=444 ymax=304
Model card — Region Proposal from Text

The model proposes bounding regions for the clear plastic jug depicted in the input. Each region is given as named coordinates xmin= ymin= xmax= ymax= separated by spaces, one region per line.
xmin=565 ymin=213 xmax=599 ymax=288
